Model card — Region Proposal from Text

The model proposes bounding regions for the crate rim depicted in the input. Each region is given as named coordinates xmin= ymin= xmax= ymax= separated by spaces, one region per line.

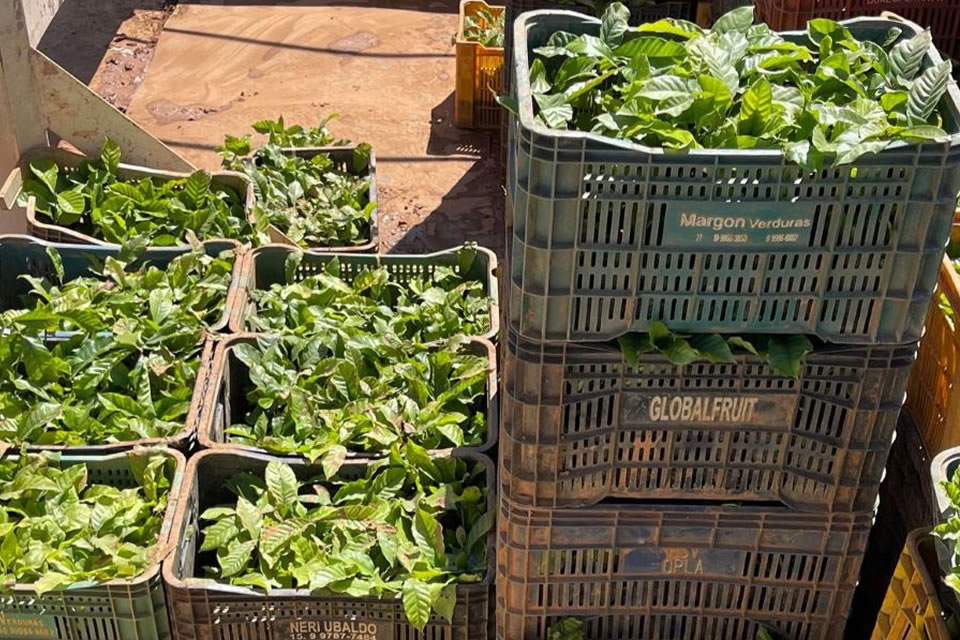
xmin=162 ymin=447 xmax=497 ymax=596
xmin=231 ymin=242 xmax=501 ymax=342
xmin=198 ymin=331 xmax=500 ymax=456
xmin=4 ymin=445 xmax=186 ymax=592
xmin=242 ymin=144 xmax=380 ymax=253
xmin=931 ymin=446 xmax=959 ymax=522
xmin=499 ymin=491 xmax=877 ymax=524
xmin=512 ymin=11 xmax=960 ymax=158
xmin=507 ymin=326 xmax=920 ymax=361
xmin=457 ymin=0 xmax=506 ymax=52
xmin=15 ymin=146 xmax=256 ymax=248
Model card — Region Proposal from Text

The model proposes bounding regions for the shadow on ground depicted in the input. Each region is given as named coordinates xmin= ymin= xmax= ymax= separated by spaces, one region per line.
xmin=388 ymin=91 xmax=504 ymax=257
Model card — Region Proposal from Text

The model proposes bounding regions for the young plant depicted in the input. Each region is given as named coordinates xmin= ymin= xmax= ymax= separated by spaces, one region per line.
xmin=248 ymin=247 xmax=491 ymax=343
xmin=220 ymin=117 xmax=375 ymax=248
xmin=197 ymin=449 xmax=491 ymax=630
xmin=0 ymin=451 xmax=176 ymax=593
xmin=464 ymin=6 xmax=505 ymax=48
xmin=3 ymin=238 xmax=236 ymax=341
xmin=226 ymin=333 xmax=490 ymax=462
xmin=618 ymin=322 xmax=814 ymax=378
xmin=0 ymin=333 xmax=202 ymax=446
xmin=0 ymin=243 xmax=234 ymax=446
xmin=20 ymin=139 xmax=254 ymax=245
xmin=936 ymin=467 xmax=960 ymax=594
xmin=548 ymin=618 xmax=585 ymax=640
xmin=508 ymin=4 xmax=953 ymax=169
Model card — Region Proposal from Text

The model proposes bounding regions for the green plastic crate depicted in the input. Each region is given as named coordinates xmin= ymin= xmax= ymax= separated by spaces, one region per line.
xmin=508 ymin=13 xmax=960 ymax=345
xmin=0 ymin=447 xmax=185 ymax=640
xmin=497 ymin=495 xmax=871 ymax=640
xmin=231 ymin=244 xmax=501 ymax=341
xmin=198 ymin=332 xmax=500 ymax=456
xmin=501 ymin=330 xmax=916 ymax=510
xmin=163 ymin=449 xmax=495 ymax=640
xmin=0 ymin=234 xmax=244 ymax=333
xmin=0 ymin=234 xmax=232 ymax=454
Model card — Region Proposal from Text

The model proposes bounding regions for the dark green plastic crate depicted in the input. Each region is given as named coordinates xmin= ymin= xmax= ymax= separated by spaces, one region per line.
xmin=501 ymin=329 xmax=915 ymax=511
xmin=497 ymin=496 xmax=871 ymax=640
xmin=0 ymin=447 xmax=184 ymax=640
xmin=508 ymin=13 xmax=960 ymax=344
xmin=232 ymin=244 xmax=501 ymax=341
xmin=163 ymin=449 xmax=495 ymax=640
xmin=0 ymin=234 xmax=243 ymax=333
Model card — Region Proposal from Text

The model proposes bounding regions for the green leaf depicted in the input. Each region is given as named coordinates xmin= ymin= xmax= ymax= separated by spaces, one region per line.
xmin=413 ymin=508 xmax=444 ymax=564
xmin=34 ymin=571 xmax=72 ymax=596
xmin=806 ymin=18 xmax=851 ymax=46
xmin=889 ymin=29 xmax=932 ymax=82
xmin=183 ymin=170 xmax=212 ymax=209
xmin=265 ymin=461 xmax=299 ymax=517
xmin=766 ymin=335 xmax=812 ymax=378
xmin=739 ymin=79 xmax=773 ymax=136
xmin=44 ymin=247 xmax=64 ymax=284
xmin=219 ymin=539 xmax=257 ymax=578
xmin=711 ymin=6 xmax=753 ymax=36
xmin=56 ymin=187 xmax=86 ymax=215
xmin=100 ymin=139 xmax=121 ymax=174
xmin=495 ymin=94 xmax=519 ymax=115
xmin=689 ymin=334 xmax=734 ymax=363
xmin=236 ymin=497 xmax=263 ymax=537
xmin=321 ymin=445 xmax=347 ymax=479
xmin=638 ymin=75 xmax=694 ymax=101
xmin=434 ymin=583 xmax=456 ymax=622
xmin=614 ymin=37 xmax=686 ymax=62
xmin=284 ymin=251 xmax=303 ymax=284
xmin=534 ymin=93 xmax=574 ymax=129
xmin=30 ymin=160 xmax=59 ymax=195
xmin=726 ymin=336 xmax=760 ymax=356
xmin=19 ymin=403 xmax=63 ymax=440
xmin=907 ymin=60 xmax=951 ymax=124
xmin=548 ymin=618 xmax=584 ymax=640
xmin=599 ymin=2 xmax=629 ymax=47
xmin=529 ymin=59 xmax=552 ymax=94
xmin=402 ymin=578 xmax=440 ymax=631
xmin=687 ymin=36 xmax=739 ymax=96
xmin=13 ymin=308 xmax=62 ymax=331
xmin=201 ymin=518 xmax=239 ymax=552
xmin=635 ymin=18 xmax=704 ymax=41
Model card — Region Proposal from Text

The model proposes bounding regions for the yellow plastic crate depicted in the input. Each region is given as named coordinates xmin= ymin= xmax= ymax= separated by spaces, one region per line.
xmin=871 ymin=529 xmax=951 ymax=640
xmin=906 ymin=253 xmax=960 ymax=455
xmin=455 ymin=0 xmax=504 ymax=129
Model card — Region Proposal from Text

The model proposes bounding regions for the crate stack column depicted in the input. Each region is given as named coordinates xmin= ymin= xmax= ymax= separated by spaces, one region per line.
xmin=497 ymin=8 xmax=960 ymax=640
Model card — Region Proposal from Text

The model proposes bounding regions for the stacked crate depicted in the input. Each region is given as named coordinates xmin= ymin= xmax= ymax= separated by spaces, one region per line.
xmin=498 ymin=7 xmax=960 ymax=640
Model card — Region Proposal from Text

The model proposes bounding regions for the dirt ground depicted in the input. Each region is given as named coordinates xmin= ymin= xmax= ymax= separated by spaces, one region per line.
xmin=39 ymin=0 xmax=504 ymax=256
